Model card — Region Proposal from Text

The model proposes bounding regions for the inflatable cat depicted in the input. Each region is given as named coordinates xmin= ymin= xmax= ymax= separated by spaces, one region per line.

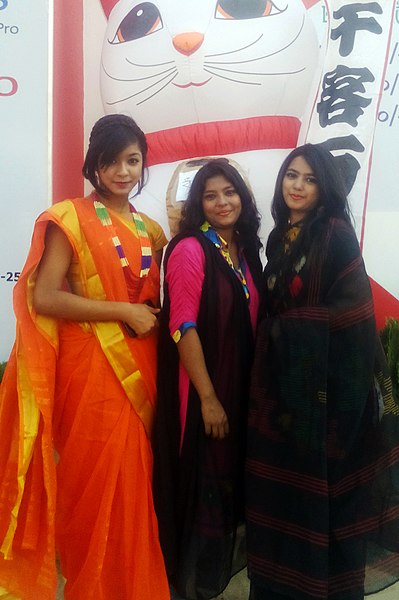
xmin=99 ymin=0 xmax=323 ymax=240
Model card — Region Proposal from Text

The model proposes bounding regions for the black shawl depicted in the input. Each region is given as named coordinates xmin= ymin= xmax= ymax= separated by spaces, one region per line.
xmin=153 ymin=230 xmax=262 ymax=600
xmin=247 ymin=217 xmax=399 ymax=599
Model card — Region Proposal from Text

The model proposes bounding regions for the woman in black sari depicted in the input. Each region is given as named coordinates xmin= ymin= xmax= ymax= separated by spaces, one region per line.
xmin=153 ymin=159 xmax=262 ymax=600
xmin=246 ymin=144 xmax=399 ymax=600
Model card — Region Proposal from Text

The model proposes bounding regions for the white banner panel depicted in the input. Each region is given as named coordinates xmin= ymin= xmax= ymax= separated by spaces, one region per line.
xmin=0 ymin=0 xmax=51 ymax=361
xmin=363 ymin=6 xmax=399 ymax=300
xmin=305 ymin=0 xmax=395 ymax=238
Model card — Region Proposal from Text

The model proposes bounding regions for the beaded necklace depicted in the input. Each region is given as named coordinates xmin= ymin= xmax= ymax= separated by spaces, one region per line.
xmin=93 ymin=196 xmax=152 ymax=278
xmin=130 ymin=205 xmax=152 ymax=277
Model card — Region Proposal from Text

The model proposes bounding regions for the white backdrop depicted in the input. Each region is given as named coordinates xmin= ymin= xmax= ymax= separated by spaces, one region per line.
xmin=85 ymin=0 xmax=399 ymax=302
xmin=0 ymin=0 xmax=51 ymax=361
xmin=363 ymin=11 xmax=399 ymax=302
xmin=0 ymin=0 xmax=398 ymax=361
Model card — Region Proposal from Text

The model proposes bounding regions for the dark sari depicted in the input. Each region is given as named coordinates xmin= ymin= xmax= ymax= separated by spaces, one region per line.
xmin=153 ymin=230 xmax=262 ymax=600
xmin=247 ymin=217 xmax=399 ymax=599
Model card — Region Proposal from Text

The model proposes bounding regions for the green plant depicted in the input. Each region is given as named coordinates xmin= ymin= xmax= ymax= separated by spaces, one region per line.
xmin=380 ymin=317 xmax=399 ymax=401
xmin=0 ymin=362 xmax=7 ymax=384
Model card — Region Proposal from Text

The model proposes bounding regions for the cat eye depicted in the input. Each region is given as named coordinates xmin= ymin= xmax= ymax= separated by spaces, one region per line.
xmin=215 ymin=0 xmax=283 ymax=20
xmin=110 ymin=2 xmax=163 ymax=44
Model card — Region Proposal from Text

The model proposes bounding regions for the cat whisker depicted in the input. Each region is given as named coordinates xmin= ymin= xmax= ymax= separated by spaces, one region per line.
xmin=136 ymin=73 xmax=179 ymax=106
xmin=205 ymin=35 xmax=263 ymax=59
xmin=205 ymin=16 xmax=305 ymax=65
xmin=105 ymin=70 xmax=178 ymax=106
xmin=204 ymin=65 xmax=306 ymax=77
xmin=102 ymin=60 xmax=176 ymax=83
xmin=126 ymin=58 xmax=175 ymax=68
xmin=203 ymin=67 xmax=261 ymax=86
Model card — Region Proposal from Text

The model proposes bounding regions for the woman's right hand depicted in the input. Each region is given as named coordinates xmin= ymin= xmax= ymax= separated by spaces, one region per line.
xmin=174 ymin=328 xmax=229 ymax=439
xmin=200 ymin=393 xmax=229 ymax=440
xmin=123 ymin=303 xmax=160 ymax=338
xmin=33 ymin=224 xmax=161 ymax=333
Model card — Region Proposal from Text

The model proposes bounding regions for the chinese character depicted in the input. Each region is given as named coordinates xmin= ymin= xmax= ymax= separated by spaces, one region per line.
xmin=331 ymin=2 xmax=383 ymax=57
xmin=318 ymin=135 xmax=364 ymax=193
xmin=317 ymin=65 xmax=374 ymax=127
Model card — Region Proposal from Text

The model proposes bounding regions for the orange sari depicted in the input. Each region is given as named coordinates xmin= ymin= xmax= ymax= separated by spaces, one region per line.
xmin=0 ymin=198 xmax=169 ymax=600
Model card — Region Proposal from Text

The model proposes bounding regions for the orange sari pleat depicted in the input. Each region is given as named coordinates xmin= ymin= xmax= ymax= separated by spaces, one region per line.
xmin=0 ymin=198 xmax=169 ymax=600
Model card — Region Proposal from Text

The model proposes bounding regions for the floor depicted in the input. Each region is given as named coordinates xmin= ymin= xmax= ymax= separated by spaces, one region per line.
xmin=57 ymin=567 xmax=399 ymax=599
xmin=218 ymin=571 xmax=399 ymax=599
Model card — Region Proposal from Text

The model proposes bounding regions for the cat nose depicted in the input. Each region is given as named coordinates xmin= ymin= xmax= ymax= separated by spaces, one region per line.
xmin=173 ymin=32 xmax=204 ymax=56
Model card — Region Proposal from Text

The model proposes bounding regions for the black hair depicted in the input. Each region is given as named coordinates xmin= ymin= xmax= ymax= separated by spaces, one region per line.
xmin=271 ymin=143 xmax=351 ymax=229
xmin=179 ymin=158 xmax=261 ymax=250
xmin=82 ymin=113 xmax=148 ymax=196
xmin=267 ymin=143 xmax=352 ymax=264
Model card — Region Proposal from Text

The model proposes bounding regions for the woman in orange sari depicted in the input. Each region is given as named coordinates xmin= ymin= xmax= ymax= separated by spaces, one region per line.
xmin=0 ymin=114 xmax=170 ymax=600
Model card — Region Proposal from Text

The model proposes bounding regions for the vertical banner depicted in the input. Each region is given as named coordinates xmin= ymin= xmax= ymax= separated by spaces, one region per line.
xmin=304 ymin=0 xmax=399 ymax=318
xmin=363 ymin=2 xmax=399 ymax=306
xmin=0 ymin=0 xmax=51 ymax=361
xmin=306 ymin=0 xmax=395 ymax=238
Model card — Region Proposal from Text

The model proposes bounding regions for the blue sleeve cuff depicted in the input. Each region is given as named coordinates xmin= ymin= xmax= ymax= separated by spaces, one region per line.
xmin=171 ymin=321 xmax=197 ymax=343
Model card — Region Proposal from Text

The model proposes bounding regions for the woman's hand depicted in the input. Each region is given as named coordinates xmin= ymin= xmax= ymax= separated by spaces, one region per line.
xmin=123 ymin=303 xmax=160 ymax=338
xmin=33 ymin=224 xmax=161 ymax=333
xmin=175 ymin=328 xmax=229 ymax=439
xmin=200 ymin=393 xmax=229 ymax=439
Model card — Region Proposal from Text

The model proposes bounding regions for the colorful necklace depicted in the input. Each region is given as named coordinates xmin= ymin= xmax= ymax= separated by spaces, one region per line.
xmin=93 ymin=196 xmax=152 ymax=278
xmin=200 ymin=221 xmax=250 ymax=300
xmin=129 ymin=205 xmax=152 ymax=277
xmin=284 ymin=223 xmax=302 ymax=253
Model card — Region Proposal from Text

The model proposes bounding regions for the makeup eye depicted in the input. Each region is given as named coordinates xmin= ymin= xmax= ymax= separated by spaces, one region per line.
xmin=111 ymin=2 xmax=163 ymax=44
xmin=306 ymin=177 xmax=317 ymax=184
xmin=215 ymin=0 xmax=283 ymax=20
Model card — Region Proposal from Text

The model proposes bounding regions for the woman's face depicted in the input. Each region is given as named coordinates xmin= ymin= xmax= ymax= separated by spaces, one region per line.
xmin=282 ymin=155 xmax=319 ymax=224
xmin=201 ymin=175 xmax=242 ymax=233
xmin=98 ymin=142 xmax=143 ymax=200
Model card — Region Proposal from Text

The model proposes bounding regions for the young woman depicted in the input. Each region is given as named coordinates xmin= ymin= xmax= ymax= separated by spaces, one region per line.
xmin=153 ymin=159 xmax=263 ymax=600
xmin=0 ymin=114 xmax=169 ymax=600
xmin=246 ymin=144 xmax=399 ymax=600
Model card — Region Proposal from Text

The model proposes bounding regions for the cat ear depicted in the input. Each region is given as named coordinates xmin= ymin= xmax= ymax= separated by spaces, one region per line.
xmin=100 ymin=0 xmax=118 ymax=18
xmin=302 ymin=0 xmax=321 ymax=7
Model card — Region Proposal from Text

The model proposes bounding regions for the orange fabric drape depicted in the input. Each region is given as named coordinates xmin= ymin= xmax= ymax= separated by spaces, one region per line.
xmin=0 ymin=198 xmax=169 ymax=600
